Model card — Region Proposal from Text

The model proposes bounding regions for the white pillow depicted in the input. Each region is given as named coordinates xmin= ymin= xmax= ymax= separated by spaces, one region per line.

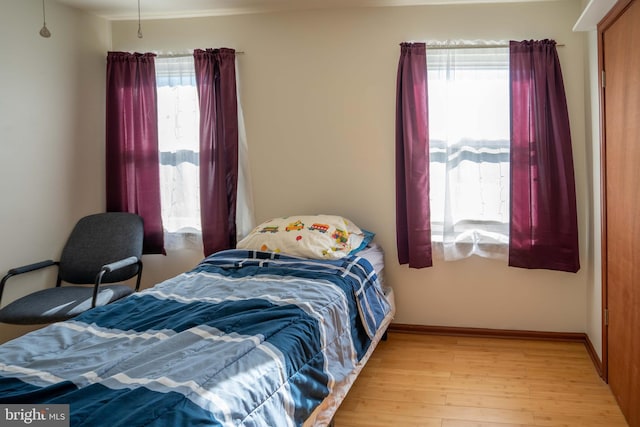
xmin=237 ymin=215 xmax=363 ymax=260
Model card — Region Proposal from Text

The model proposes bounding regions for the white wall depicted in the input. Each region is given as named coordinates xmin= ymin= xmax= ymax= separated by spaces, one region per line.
xmin=0 ymin=1 xmax=111 ymax=342
xmin=112 ymin=0 xmax=593 ymax=335
xmin=0 ymin=0 xmax=603 ymax=353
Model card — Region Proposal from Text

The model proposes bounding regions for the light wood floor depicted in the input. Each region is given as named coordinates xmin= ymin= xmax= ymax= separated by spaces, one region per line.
xmin=333 ymin=332 xmax=628 ymax=427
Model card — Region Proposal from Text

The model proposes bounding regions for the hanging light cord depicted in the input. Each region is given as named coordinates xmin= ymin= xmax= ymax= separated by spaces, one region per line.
xmin=39 ymin=0 xmax=51 ymax=38
xmin=137 ymin=0 xmax=143 ymax=38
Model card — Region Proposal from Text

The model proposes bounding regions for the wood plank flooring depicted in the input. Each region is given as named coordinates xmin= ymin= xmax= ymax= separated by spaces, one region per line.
xmin=333 ymin=332 xmax=628 ymax=427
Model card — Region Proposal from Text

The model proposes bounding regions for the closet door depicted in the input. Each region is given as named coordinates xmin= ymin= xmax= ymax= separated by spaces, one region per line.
xmin=600 ymin=0 xmax=640 ymax=425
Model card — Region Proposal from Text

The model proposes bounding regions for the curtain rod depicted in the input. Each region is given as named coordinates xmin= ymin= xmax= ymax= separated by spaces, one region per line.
xmin=425 ymin=43 xmax=564 ymax=50
xmin=156 ymin=51 xmax=244 ymax=58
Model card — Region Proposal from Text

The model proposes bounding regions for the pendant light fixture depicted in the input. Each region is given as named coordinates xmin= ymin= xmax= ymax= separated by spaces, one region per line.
xmin=137 ymin=0 xmax=143 ymax=38
xmin=39 ymin=0 xmax=51 ymax=38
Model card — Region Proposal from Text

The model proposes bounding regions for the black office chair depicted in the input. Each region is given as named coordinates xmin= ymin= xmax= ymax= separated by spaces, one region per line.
xmin=0 ymin=212 xmax=144 ymax=325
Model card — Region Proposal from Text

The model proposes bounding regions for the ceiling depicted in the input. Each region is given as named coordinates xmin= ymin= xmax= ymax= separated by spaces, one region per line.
xmin=54 ymin=0 xmax=553 ymax=20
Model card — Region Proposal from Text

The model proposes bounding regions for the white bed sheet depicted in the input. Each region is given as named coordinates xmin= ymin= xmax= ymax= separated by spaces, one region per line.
xmin=357 ymin=242 xmax=385 ymax=274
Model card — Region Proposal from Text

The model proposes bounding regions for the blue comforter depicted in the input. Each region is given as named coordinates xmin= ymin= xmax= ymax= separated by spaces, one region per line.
xmin=0 ymin=250 xmax=391 ymax=426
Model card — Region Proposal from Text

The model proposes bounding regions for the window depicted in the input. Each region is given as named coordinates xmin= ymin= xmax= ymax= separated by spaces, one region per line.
xmin=155 ymin=54 xmax=255 ymax=252
xmin=427 ymin=46 xmax=510 ymax=260
xmin=156 ymin=56 xmax=202 ymax=250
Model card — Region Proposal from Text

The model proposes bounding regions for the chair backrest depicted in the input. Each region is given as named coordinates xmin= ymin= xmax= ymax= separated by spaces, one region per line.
xmin=59 ymin=213 xmax=144 ymax=284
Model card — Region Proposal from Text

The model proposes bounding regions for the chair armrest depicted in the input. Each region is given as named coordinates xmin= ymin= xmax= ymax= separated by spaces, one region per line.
xmin=101 ymin=256 xmax=140 ymax=274
xmin=7 ymin=260 xmax=57 ymax=276
xmin=91 ymin=256 xmax=142 ymax=308
xmin=1 ymin=260 xmax=58 ymax=305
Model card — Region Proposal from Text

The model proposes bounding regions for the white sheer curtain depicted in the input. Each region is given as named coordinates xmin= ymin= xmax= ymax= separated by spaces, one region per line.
xmin=156 ymin=55 xmax=254 ymax=251
xmin=427 ymin=42 xmax=510 ymax=261
xmin=156 ymin=56 xmax=201 ymax=251
xmin=234 ymin=57 xmax=256 ymax=241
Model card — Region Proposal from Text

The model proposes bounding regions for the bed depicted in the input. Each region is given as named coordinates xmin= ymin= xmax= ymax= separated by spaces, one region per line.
xmin=0 ymin=215 xmax=395 ymax=426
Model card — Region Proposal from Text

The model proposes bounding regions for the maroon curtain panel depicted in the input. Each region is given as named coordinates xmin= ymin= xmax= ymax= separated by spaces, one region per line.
xmin=509 ymin=40 xmax=580 ymax=272
xmin=106 ymin=52 xmax=165 ymax=255
xmin=395 ymin=42 xmax=432 ymax=268
xmin=194 ymin=48 xmax=239 ymax=256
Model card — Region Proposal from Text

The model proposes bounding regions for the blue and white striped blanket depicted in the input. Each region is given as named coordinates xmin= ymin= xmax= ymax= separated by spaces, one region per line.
xmin=0 ymin=250 xmax=391 ymax=426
